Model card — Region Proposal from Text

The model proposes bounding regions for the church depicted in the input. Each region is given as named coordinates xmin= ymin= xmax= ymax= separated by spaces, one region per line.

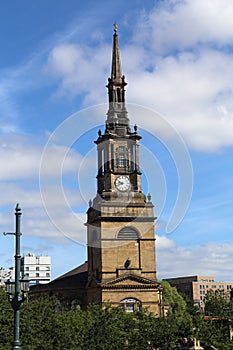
xmin=31 ymin=26 xmax=162 ymax=315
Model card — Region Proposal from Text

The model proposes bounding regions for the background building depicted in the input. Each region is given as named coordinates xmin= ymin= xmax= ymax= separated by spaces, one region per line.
xmin=21 ymin=253 xmax=51 ymax=284
xmin=165 ymin=275 xmax=233 ymax=309
xmin=0 ymin=266 xmax=15 ymax=286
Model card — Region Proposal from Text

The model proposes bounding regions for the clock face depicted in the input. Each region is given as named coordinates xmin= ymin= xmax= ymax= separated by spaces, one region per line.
xmin=115 ymin=176 xmax=130 ymax=192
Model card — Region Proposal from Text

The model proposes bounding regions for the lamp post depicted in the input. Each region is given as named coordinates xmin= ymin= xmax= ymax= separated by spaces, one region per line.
xmin=4 ymin=204 xmax=29 ymax=350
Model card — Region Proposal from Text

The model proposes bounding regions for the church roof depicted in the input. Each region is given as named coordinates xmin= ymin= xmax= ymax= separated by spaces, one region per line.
xmin=30 ymin=261 xmax=88 ymax=293
xmin=53 ymin=261 xmax=88 ymax=281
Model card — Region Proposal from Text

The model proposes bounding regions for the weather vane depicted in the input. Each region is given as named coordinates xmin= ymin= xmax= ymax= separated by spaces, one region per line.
xmin=114 ymin=23 xmax=118 ymax=33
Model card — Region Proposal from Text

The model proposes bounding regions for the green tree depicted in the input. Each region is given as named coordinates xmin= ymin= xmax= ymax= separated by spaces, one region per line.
xmin=2 ymin=288 xmax=233 ymax=350
xmin=162 ymin=281 xmax=187 ymax=316
xmin=52 ymin=304 xmax=138 ymax=350
xmin=20 ymin=295 xmax=60 ymax=349
xmin=162 ymin=281 xmax=193 ymax=338
xmin=204 ymin=289 xmax=230 ymax=317
xmin=0 ymin=287 xmax=13 ymax=350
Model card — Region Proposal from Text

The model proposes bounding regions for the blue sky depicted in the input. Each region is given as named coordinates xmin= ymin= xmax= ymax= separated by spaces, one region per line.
xmin=0 ymin=0 xmax=233 ymax=282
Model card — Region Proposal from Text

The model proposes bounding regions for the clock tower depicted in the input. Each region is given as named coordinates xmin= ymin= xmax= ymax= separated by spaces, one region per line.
xmin=86 ymin=25 xmax=162 ymax=314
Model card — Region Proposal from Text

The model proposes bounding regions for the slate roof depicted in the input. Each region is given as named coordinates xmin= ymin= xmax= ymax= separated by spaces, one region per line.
xmin=30 ymin=261 xmax=88 ymax=293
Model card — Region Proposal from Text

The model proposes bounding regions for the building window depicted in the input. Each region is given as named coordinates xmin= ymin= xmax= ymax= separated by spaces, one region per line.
xmin=117 ymin=227 xmax=139 ymax=240
xmin=115 ymin=146 xmax=129 ymax=168
xmin=125 ymin=304 xmax=134 ymax=313
xmin=120 ymin=298 xmax=141 ymax=313
xmin=25 ymin=267 xmax=29 ymax=271
xmin=46 ymin=273 xmax=50 ymax=277
xmin=36 ymin=273 xmax=39 ymax=277
xmin=118 ymin=154 xmax=125 ymax=167
xmin=36 ymin=267 xmax=39 ymax=271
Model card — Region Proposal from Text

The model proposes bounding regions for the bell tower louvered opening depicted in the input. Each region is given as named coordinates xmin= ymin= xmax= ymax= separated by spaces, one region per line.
xmin=117 ymin=226 xmax=139 ymax=240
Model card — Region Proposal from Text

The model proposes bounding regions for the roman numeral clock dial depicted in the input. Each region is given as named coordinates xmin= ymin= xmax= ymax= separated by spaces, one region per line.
xmin=115 ymin=175 xmax=130 ymax=192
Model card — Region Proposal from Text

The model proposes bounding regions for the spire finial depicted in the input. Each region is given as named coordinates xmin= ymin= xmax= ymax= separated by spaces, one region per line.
xmin=114 ymin=23 xmax=118 ymax=33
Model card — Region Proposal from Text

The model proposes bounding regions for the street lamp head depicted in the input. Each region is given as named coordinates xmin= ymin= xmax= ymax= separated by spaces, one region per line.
xmin=5 ymin=278 xmax=15 ymax=298
xmin=5 ymin=277 xmax=30 ymax=296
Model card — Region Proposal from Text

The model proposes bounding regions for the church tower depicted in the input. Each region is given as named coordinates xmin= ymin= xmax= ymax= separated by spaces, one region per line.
xmin=86 ymin=25 xmax=162 ymax=314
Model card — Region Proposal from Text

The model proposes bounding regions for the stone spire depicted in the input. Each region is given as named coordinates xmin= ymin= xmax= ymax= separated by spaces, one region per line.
xmin=111 ymin=23 xmax=122 ymax=82
xmin=105 ymin=24 xmax=130 ymax=135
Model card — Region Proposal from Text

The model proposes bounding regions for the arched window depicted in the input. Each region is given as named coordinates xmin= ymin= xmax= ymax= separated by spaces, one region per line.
xmin=120 ymin=298 xmax=141 ymax=313
xmin=117 ymin=227 xmax=139 ymax=240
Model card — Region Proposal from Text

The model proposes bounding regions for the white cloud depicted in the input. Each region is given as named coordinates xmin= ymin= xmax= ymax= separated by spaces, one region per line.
xmin=126 ymin=48 xmax=233 ymax=151
xmin=0 ymin=134 xmax=84 ymax=180
xmin=0 ymin=141 xmax=41 ymax=181
xmin=134 ymin=0 xmax=233 ymax=54
xmin=44 ymin=0 xmax=233 ymax=152
xmin=0 ymin=183 xmax=87 ymax=244
xmin=127 ymin=0 xmax=233 ymax=151
xmin=46 ymin=43 xmax=110 ymax=103
xmin=156 ymin=234 xmax=176 ymax=249
xmin=24 ymin=206 xmax=86 ymax=244
xmin=156 ymin=235 xmax=233 ymax=282
xmin=0 ymin=133 xmax=92 ymax=243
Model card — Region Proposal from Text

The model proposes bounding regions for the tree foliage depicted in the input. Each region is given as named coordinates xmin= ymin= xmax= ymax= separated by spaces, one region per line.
xmin=204 ymin=289 xmax=233 ymax=317
xmin=0 ymin=285 xmax=233 ymax=349
xmin=0 ymin=287 xmax=13 ymax=350
xmin=162 ymin=280 xmax=187 ymax=316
